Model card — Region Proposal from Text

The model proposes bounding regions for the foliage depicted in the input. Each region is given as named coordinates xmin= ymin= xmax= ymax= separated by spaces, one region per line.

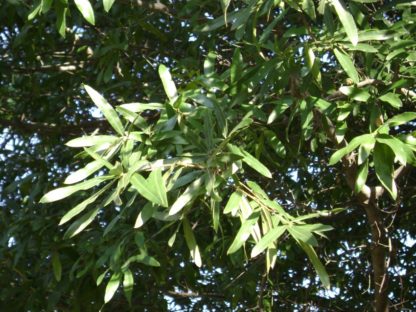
xmin=1 ymin=0 xmax=416 ymax=311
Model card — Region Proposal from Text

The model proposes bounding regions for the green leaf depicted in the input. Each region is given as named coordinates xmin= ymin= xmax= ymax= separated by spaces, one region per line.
xmin=104 ymin=272 xmax=121 ymax=303
xmin=376 ymin=134 xmax=407 ymax=165
xmin=59 ymin=181 xmax=112 ymax=225
xmin=223 ymin=191 xmax=243 ymax=214
xmin=251 ymin=226 xmax=286 ymax=258
xmin=40 ymin=175 xmax=112 ymax=203
xmin=74 ymin=0 xmax=95 ymax=25
xmin=103 ymin=0 xmax=115 ymax=12
xmin=299 ymin=241 xmax=330 ymax=289
xmin=123 ymin=269 xmax=134 ymax=305
xmin=227 ymin=212 xmax=260 ymax=255
xmin=379 ymin=93 xmax=402 ymax=109
xmin=131 ymin=171 xmax=168 ymax=207
xmin=169 ymin=175 xmax=205 ymax=215
xmin=332 ymin=0 xmax=358 ymax=45
xmin=374 ymin=142 xmax=397 ymax=200
xmin=84 ymin=85 xmax=124 ymax=135
xmin=64 ymin=160 xmax=104 ymax=184
xmin=204 ymin=51 xmax=217 ymax=76
xmin=302 ymin=0 xmax=316 ymax=20
xmin=28 ymin=1 xmax=42 ymax=20
xmin=63 ymin=207 xmax=100 ymax=238
xmin=51 ymin=252 xmax=62 ymax=282
xmin=355 ymin=160 xmax=368 ymax=193
xmin=384 ymin=112 xmax=416 ymax=127
xmin=158 ymin=65 xmax=178 ymax=103
xmin=66 ymin=135 xmax=119 ymax=147
xmin=183 ymin=218 xmax=202 ymax=267
xmin=228 ymin=144 xmax=272 ymax=178
xmin=134 ymin=203 xmax=155 ymax=228
xmin=41 ymin=0 xmax=53 ymax=13
xmin=339 ymin=86 xmax=370 ymax=102
xmin=329 ymin=134 xmax=375 ymax=165
xmin=56 ymin=3 xmax=67 ymax=38
xmin=288 ymin=225 xmax=318 ymax=246
xmin=334 ymin=48 xmax=359 ymax=83
xmin=123 ymin=253 xmax=160 ymax=268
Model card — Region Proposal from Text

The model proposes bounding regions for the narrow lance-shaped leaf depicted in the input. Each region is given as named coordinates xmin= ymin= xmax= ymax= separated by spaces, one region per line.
xmin=169 ymin=175 xmax=205 ymax=215
xmin=374 ymin=142 xmax=397 ymax=200
xmin=332 ymin=0 xmax=358 ymax=45
xmin=63 ymin=207 xmax=100 ymax=239
xmin=251 ymin=226 xmax=286 ymax=258
xmin=40 ymin=175 xmax=112 ymax=203
xmin=147 ymin=169 xmax=168 ymax=207
xmin=104 ymin=272 xmax=121 ymax=303
xmin=59 ymin=181 xmax=113 ymax=225
xmin=227 ymin=212 xmax=260 ymax=255
xmin=183 ymin=218 xmax=202 ymax=267
xmin=64 ymin=160 xmax=104 ymax=185
xmin=66 ymin=135 xmax=119 ymax=147
xmin=74 ymin=0 xmax=95 ymax=25
xmin=123 ymin=269 xmax=134 ymax=305
xmin=334 ymin=48 xmax=359 ymax=83
xmin=131 ymin=172 xmax=168 ymax=207
xmin=355 ymin=160 xmax=368 ymax=194
xmin=134 ymin=203 xmax=155 ymax=228
xmin=158 ymin=65 xmax=178 ymax=103
xmin=84 ymin=85 xmax=124 ymax=135
xmin=223 ymin=191 xmax=243 ymax=214
xmin=299 ymin=241 xmax=330 ymax=289
xmin=51 ymin=252 xmax=62 ymax=282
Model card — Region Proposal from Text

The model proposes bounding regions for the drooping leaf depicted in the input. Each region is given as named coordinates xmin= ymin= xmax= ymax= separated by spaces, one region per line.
xmin=183 ymin=218 xmax=202 ymax=267
xmin=227 ymin=212 xmax=260 ymax=255
xmin=332 ymin=0 xmax=358 ymax=45
xmin=74 ymin=0 xmax=95 ymax=25
xmin=288 ymin=225 xmax=318 ymax=246
xmin=374 ymin=142 xmax=397 ymax=200
xmin=334 ymin=48 xmax=359 ymax=83
xmin=355 ymin=160 xmax=368 ymax=193
xmin=299 ymin=241 xmax=330 ymax=289
xmin=104 ymin=272 xmax=121 ymax=303
xmin=51 ymin=252 xmax=62 ymax=282
xmin=130 ymin=172 xmax=168 ymax=207
xmin=123 ymin=269 xmax=134 ymax=305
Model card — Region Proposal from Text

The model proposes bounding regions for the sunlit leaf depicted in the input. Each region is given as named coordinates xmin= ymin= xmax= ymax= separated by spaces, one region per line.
xmin=74 ymin=0 xmax=95 ymax=25
xmin=332 ymin=0 xmax=358 ymax=45
xmin=84 ymin=85 xmax=124 ymax=135
xmin=104 ymin=272 xmax=121 ymax=303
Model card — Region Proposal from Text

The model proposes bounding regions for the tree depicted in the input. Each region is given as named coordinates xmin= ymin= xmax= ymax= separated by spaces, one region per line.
xmin=1 ymin=0 xmax=416 ymax=311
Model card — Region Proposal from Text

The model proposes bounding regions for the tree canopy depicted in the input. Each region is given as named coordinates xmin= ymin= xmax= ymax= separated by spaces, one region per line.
xmin=1 ymin=0 xmax=416 ymax=311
